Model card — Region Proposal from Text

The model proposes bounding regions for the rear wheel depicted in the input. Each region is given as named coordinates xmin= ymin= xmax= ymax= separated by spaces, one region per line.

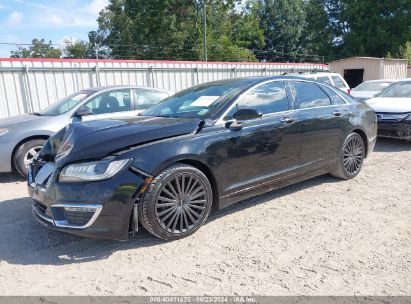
xmin=139 ymin=164 xmax=213 ymax=240
xmin=331 ymin=132 xmax=365 ymax=180
xmin=14 ymin=139 xmax=45 ymax=177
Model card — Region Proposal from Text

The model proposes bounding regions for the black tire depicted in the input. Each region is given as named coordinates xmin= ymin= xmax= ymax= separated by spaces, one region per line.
xmin=14 ymin=139 xmax=45 ymax=177
xmin=330 ymin=132 xmax=365 ymax=180
xmin=139 ymin=163 xmax=213 ymax=241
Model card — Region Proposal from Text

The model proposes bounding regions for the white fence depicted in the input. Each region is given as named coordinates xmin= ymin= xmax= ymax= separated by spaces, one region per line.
xmin=0 ymin=58 xmax=328 ymax=118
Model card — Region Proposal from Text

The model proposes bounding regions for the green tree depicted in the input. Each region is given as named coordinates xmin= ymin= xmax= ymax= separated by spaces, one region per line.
xmin=95 ymin=0 xmax=264 ymax=61
xmin=325 ymin=0 xmax=411 ymax=59
xmin=300 ymin=0 xmax=333 ymax=62
xmin=64 ymin=39 xmax=89 ymax=58
xmin=10 ymin=38 xmax=62 ymax=58
xmin=251 ymin=0 xmax=306 ymax=61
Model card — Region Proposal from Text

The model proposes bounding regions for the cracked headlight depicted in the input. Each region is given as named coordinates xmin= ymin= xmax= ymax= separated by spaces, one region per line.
xmin=60 ymin=158 xmax=132 ymax=182
xmin=0 ymin=128 xmax=9 ymax=136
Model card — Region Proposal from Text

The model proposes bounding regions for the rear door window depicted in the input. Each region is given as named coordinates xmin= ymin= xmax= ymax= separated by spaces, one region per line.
xmin=293 ymin=81 xmax=332 ymax=109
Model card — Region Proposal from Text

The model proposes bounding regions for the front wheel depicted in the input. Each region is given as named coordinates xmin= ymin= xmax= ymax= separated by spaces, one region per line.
xmin=139 ymin=164 xmax=213 ymax=240
xmin=330 ymin=132 xmax=365 ymax=180
xmin=14 ymin=139 xmax=45 ymax=177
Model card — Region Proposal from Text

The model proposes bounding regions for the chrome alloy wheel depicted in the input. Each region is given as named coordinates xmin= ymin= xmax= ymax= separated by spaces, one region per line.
xmin=155 ymin=173 xmax=209 ymax=234
xmin=23 ymin=146 xmax=42 ymax=167
xmin=343 ymin=135 xmax=364 ymax=175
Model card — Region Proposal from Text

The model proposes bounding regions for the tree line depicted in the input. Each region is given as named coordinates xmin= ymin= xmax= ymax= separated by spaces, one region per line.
xmin=10 ymin=0 xmax=411 ymax=63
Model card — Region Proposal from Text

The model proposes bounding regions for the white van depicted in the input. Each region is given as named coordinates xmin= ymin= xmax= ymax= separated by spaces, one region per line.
xmin=300 ymin=72 xmax=351 ymax=94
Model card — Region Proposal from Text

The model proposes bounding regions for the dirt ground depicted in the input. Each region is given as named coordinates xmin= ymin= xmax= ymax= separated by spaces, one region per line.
xmin=0 ymin=138 xmax=409 ymax=296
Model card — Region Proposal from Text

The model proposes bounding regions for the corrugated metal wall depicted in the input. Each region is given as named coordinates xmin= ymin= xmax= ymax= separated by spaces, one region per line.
xmin=0 ymin=58 xmax=328 ymax=118
xmin=382 ymin=59 xmax=408 ymax=79
xmin=329 ymin=57 xmax=408 ymax=82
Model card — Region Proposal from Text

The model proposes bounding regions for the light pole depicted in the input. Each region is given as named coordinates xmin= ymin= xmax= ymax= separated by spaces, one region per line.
xmin=202 ymin=0 xmax=207 ymax=62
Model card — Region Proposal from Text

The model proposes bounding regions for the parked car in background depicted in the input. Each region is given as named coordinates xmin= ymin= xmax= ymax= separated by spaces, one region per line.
xmin=351 ymin=80 xmax=395 ymax=101
xmin=0 ymin=86 xmax=170 ymax=176
xmin=28 ymin=76 xmax=377 ymax=241
xmin=300 ymin=72 xmax=351 ymax=94
xmin=366 ymin=79 xmax=411 ymax=140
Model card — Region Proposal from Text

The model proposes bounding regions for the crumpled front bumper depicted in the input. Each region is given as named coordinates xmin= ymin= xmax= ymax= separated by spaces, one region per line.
xmin=28 ymin=160 xmax=144 ymax=240
xmin=378 ymin=121 xmax=411 ymax=140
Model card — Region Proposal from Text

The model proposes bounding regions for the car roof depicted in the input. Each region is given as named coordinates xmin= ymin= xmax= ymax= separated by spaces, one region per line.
xmin=299 ymin=72 xmax=341 ymax=77
xmin=394 ymin=78 xmax=411 ymax=83
xmin=362 ymin=79 xmax=396 ymax=83
xmin=84 ymin=85 xmax=169 ymax=93
xmin=193 ymin=75 xmax=320 ymax=87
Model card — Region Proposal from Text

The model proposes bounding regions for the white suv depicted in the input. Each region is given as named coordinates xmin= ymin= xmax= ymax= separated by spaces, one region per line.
xmin=300 ymin=72 xmax=351 ymax=94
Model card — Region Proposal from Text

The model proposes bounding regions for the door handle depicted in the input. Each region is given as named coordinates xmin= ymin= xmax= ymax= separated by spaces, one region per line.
xmin=280 ymin=117 xmax=295 ymax=124
xmin=332 ymin=111 xmax=342 ymax=117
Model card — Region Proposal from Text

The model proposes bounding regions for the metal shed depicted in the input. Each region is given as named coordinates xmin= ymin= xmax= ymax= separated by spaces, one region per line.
xmin=329 ymin=57 xmax=408 ymax=88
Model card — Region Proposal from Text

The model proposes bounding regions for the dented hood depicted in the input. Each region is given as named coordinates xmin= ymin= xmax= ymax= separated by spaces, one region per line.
xmin=41 ymin=116 xmax=201 ymax=167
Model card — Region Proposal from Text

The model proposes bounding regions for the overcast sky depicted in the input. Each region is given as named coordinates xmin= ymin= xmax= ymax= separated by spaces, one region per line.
xmin=0 ymin=0 xmax=108 ymax=57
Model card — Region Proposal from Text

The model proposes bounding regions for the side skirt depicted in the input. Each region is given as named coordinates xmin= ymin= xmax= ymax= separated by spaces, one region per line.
xmin=217 ymin=164 xmax=334 ymax=210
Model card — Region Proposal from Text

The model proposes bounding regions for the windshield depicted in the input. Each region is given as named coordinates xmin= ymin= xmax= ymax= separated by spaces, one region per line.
xmin=39 ymin=91 xmax=94 ymax=116
xmin=143 ymin=81 xmax=248 ymax=119
xmin=379 ymin=82 xmax=411 ymax=98
xmin=353 ymin=81 xmax=392 ymax=92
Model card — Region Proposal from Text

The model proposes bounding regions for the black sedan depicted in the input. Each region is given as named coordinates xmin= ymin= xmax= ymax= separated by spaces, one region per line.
xmin=28 ymin=76 xmax=377 ymax=241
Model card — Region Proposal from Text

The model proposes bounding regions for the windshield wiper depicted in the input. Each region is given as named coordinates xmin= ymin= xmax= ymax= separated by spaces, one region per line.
xmin=31 ymin=112 xmax=42 ymax=116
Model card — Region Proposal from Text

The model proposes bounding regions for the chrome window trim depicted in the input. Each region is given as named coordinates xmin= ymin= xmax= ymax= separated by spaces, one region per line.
xmin=51 ymin=204 xmax=103 ymax=229
xmin=215 ymin=78 xmax=349 ymax=126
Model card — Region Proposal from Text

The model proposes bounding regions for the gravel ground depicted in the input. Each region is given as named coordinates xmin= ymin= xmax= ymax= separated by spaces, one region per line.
xmin=0 ymin=138 xmax=410 ymax=296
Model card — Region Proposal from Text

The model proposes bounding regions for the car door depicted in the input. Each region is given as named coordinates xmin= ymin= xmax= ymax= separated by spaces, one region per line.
xmin=80 ymin=88 xmax=136 ymax=121
xmin=223 ymin=80 xmax=301 ymax=194
xmin=289 ymin=80 xmax=345 ymax=169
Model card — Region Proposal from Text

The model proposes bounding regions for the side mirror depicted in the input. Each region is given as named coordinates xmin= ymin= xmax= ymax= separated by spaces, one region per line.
xmin=73 ymin=106 xmax=92 ymax=118
xmin=233 ymin=108 xmax=262 ymax=121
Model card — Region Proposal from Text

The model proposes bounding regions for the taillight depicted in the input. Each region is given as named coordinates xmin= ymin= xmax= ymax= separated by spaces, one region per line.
xmin=347 ymin=89 xmax=352 ymax=95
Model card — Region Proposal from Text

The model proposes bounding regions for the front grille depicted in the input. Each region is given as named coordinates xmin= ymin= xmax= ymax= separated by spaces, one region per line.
xmin=63 ymin=209 xmax=94 ymax=226
xmin=378 ymin=129 xmax=400 ymax=138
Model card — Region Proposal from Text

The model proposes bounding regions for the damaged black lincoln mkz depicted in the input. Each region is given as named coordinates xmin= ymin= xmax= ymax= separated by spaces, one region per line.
xmin=28 ymin=76 xmax=377 ymax=241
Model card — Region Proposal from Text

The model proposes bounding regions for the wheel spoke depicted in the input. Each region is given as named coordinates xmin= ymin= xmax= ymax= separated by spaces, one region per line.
xmin=161 ymin=186 xmax=179 ymax=201
xmin=182 ymin=209 xmax=189 ymax=230
xmin=175 ymin=176 xmax=183 ymax=197
xmin=189 ymin=199 xmax=206 ymax=205
xmin=190 ymin=191 xmax=205 ymax=200
xmin=186 ymin=203 xmax=205 ymax=210
xmin=184 ymin=175 xmax=193 ymax=195
xmin=185 ymin=205 xmax=201 ymax=219
xmin=156 ymin=202 xmax=178 ymax=208
xmin=157 ymin=196 xmax=178 ymax=204
xmin=166 ymin=181 xmax=179 ymax=199
xmin=181 ymin=175 xmax=185 ymax=197
xmin=166 ymin=210 xmax=179 ymax=231
xmin=158 ymin=205 xmax=177 ymax=218
xmin=189 ymin=184 xmax=204 ymax=197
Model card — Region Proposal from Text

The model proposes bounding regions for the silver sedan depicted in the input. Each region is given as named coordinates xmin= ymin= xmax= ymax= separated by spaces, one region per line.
xmin=0 ymin=85 xmax=169 ymax=176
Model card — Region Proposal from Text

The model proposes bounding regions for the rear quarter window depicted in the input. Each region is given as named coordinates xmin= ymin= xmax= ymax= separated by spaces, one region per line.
xmin=331 ymin=76 xmax=347 ymax=89
xmin=318 ymin=76 xmax=332 ymax=85
xmin=320 ymin=85 xmax=347 ymax=105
